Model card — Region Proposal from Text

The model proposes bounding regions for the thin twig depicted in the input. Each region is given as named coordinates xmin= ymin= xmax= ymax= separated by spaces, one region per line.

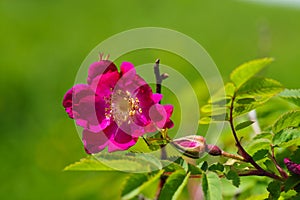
xmin=221 ymin=151 xmax=245 ymax=162
xmin=270 ymin=146 xmax=288 ymax=179
xmin=154 ymin=59 xmax=168 ymax=200
xmin=154 ymin=59 xmax=162 ymax=102
xmin=229 ymin=96 xmax=283 ymax=181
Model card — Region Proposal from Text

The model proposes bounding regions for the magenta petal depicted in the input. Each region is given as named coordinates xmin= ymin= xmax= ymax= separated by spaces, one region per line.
xmin=175 ymin=140 xmax=199 ymax=148
xmin=62 ymin=88 xmax=74 ymax=118
xmin=163 ymin=104 xmax=174 ymax=129
xmin=120 ymin=62 xmax=135 ymax=76
xmin=152 ymin=94 xmax=163 ymax=104
xmin=164 ymin=104 xmax=174 ymax=118
xmin=82 ymin=129 xmax=111 ymax=154
xmin=105 ymin=122 xmax=138 ymax=152
xmin=149 ymin=104 xmax=167 ymax=129
xmin=66 ymin=84 xmax=110 ymax=132
xmin=63 ymin=59 xmax=175 ymax=154
xmin=87 ymin=60 xmax=118 ymax=85
xmin=164 ymin=120 xmax=174 ymax=129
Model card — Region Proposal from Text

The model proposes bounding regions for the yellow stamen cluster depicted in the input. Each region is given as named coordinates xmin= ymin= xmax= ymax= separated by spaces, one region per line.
xmin=104 ymin=89 xmax=143 ymax=126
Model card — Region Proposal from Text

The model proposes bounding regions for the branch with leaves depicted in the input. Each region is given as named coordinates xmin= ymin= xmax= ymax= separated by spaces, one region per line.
xmin=63 ymin=58 xmax=300 ymax=200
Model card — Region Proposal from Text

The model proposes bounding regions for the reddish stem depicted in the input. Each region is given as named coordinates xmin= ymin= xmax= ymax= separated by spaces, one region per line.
xmin=229 ymin=96 xmax=283 ymax=181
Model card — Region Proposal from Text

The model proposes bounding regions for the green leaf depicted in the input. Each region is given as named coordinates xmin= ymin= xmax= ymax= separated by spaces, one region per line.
xmin=232 ymin=78 xmax=283 ymax=117
xmin=202 ymin=172 xmax=222 ymax=200
xmin=273 ymin=128 xmax=300 ymax=147
xmin=267 ymin=181 xmax=281 ymax=200
xmin=235 ymin=120 xmax=254 ymax=131
xmin=279 ymin=190 xmax=297 ymax=200
xmin=244 ymin=193 xmax=269 ymax=200
xmin=272 ymin=110 xmax=300 ymax=134
xmin=246 ymin=138 xmax=271 ymax=155
xmin=209 ymin=97 xmax=231 ymax=106
xmin=158 ymin=170 xmax=190 ymax=200
xmin=121 ymin=170 xmax=163 ymax=200
xmin=128 ymin=137 xmax=151 ymax=153
xmin=210 ymin=82 xmax=236 ymax=101
xmin=236 ymin=97 xmax=256 ymax=104
xmin=208 ymin=163 xmax=224 ymax=172
xmin=65 ymin=152 xmax=163 ymax=172
xmin=284 ymin=174 xmax=300 ymax=192
xmin=201 ymin=161 xmax=208 ymax=172
xmin=279 ymin=89 xmax=300 ymax=107
xmin=64 ymin=156 xmax=115 ymax=171
xmin=253 ymin=132 xmax=273 ymax=140
xmin=225 ymin=170 xmax=240 ymax=188
xmin=161 ymin=161 xmax=184 ymax=172
xmin=174 ymin=157 xmax=189 ymax=172
xmin=230 ymin=57 xmax=274 ymax=88
xmin=201 ymin=104 xmax=227 ymax=115
xmin=93 ymin=152 xmax=161 ymax=172
xmin=264 ymin=159 xmax=278 ymax=174
xmin=236 ymin=77 xmax=283 ymax=96
xmin=252 ymin=149 xmax=269 ymax=161
xmin=198 ymin=113 xmax=228 ymax=124
xmin=188 ymin=163 xmax=202 ymax=175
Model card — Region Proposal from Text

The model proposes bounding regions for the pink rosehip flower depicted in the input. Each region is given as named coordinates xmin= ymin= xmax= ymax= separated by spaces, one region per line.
xmin=284 ymin=158 xmax=300 ymax=175
xmin=63 ymin=60 xmax=173 ymax=154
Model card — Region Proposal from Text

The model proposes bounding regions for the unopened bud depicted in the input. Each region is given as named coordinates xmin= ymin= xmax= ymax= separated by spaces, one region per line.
xmin=284 ymin=158 xmax=300 ymax=175
xmin=171 ymin=135 xmax=206 ymax=159
xmin=206 ymin=144 xmax=222 ymax=156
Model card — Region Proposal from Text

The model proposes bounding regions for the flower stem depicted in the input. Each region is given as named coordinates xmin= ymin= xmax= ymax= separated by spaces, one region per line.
xmin=270 ymin=146 xmax=288 ymax=179
xmin=229 ymin=96 xmax=283 ymax=181
xmin=154 ymin=59 xmax=168 ymax=200
xmin=154 ymin=59 xmax=162 ymax=102
xmin=221 ymin=151 xmax=245 ymax=162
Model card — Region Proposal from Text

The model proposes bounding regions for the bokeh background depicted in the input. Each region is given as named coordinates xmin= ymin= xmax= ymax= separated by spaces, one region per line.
xmin=1 ymin=0 xmax=299 ymax=199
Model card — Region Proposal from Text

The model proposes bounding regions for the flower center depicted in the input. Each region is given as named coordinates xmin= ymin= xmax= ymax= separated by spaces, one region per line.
xmin=107 ymin=89 xmax=142 ymax=126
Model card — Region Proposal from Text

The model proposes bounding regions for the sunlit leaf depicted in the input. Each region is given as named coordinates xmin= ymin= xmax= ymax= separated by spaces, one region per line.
xmin=202 ymin=172 xmax=222 ymax=200
xmin=273 ymin=128 xmax=300 ymax=147
xmin=158 ymin=170 xmax=190 ymax=200
xmin=66 ymin=151 xmax=159 ymax=173
xmin=279 ymin=190 xmax=297 ymax=200
xmin=236 ymin=97 xmax=256 ymax=104
xmin=64 ymin=156 xmax=115 ymax=171
xmin=252 ymin=149 xmax=269 ymax=161
xmin=121 ymin=170 xmax=164 ymax=200
xmin=230 ymin=57 xmax=274 ymax=88
xmin=279 ymin=89 xmax=300 ymax=107
xmin=272 ymin=110 xmax=300 ymax=134
xmin=264 ymin=159 xmax=277 ymax=174
xmin=253 ymin=132 xmax=272 ymax=140
xmin=235 ymin=120 xmax=254 ymax=131
xmin=246 ymin=138 xmax=271 ymax=155
xmin=128 ymin=137 xmax=151 ymax=153
xmin=236 ymin=77 xmax=283 ymax=97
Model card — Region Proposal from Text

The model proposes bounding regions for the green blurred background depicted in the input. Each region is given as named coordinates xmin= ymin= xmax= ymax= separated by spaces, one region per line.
xmin=1 ymin=0 xmax=299 ymax=199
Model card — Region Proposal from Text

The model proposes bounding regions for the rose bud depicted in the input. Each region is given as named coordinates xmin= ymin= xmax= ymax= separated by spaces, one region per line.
xmin=206 ymin=144 xmax=222 ymax=156
xmin=171 ymin=135 xmax=206 ymax=159
xmin=284 ymin=158 xmax=300 ymax=175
